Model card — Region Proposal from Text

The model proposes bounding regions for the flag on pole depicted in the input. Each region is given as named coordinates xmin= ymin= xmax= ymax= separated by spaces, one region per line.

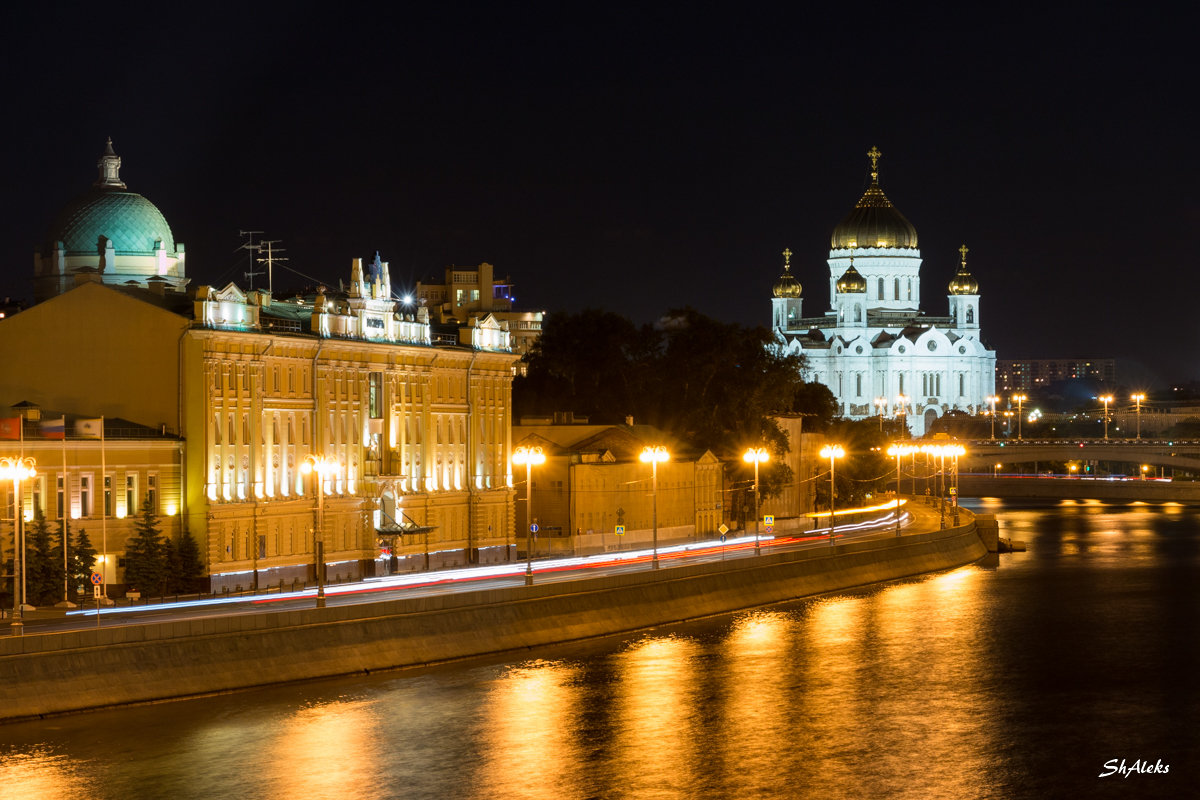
xmin=75 ymin=418 xmax=104 ymax=439
xmin=41 ymin=417 xmax=66 ymax=439
xmin=0 ymin=417 xmax=20 ymax=440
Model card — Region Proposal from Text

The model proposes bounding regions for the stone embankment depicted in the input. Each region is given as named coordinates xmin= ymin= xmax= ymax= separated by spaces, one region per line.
xmin=0 ymin=505 xmax=986 ymax=722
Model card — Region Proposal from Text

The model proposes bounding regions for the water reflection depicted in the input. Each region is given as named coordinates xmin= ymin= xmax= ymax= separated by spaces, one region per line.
xmin=474 ymin=660 xmax=585 ymax=800
xmin=0 ymin=501 xmax=1196 ymax=799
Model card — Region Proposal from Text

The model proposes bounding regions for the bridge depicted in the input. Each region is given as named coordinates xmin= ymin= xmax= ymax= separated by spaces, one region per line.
xmin=958 ymin=439 xmax=1200 ymax=473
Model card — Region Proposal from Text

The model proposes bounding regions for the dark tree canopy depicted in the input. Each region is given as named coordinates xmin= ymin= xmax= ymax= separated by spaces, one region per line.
xmin=515 ymin=307 xmax=835 ymax=498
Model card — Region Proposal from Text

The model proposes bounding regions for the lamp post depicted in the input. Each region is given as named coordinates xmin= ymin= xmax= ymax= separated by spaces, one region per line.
xmin=1131 ymin=393 xmax=1145 ymax=440
xmin=300 ymin=454 xmax=338 ymax=608
xmin=995 ymin=462 xmax=1002 ymax=477
xmin=819 ymin=444 xmax=844 ymax=545
xmin=948 ymin=444 xmax=964 ymax=525
xmin=874 ymin=397 xmax=887 ymax=431
xmin=1003 ymin=410 xmax=1014 ymax=437
xmin=1013 ymin=394 xmax=1027 ymax=440
xmin=639 ymin=446 xmax=670 ymax=569
xmin=742 ymin=448 xmax=769 ymax=554
xmin=512 ymin=445 xmax=546 ymax=586
xmin=987 ymin=395 xmax=999 ymax=440
xmin=1 ymin=457 xmax=36 ymax=635
xmin=886 ymin=444 xmax=913 ymax=536
xmin=1099 ymin=394 xmax=1114 ymax=440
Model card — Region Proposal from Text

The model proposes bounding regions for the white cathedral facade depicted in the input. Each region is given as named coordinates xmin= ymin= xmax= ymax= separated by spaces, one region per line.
xmin=772 ymin=147 xmax=996 ymax=437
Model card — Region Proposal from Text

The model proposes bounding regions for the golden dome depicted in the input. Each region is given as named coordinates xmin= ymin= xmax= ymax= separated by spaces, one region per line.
xmin=948 ymin=244 xmax=979 ymax=294
xmin=830 ymin=146 xmax=918 ymax=250
xmin=836 ymin=264 xmax=867 ymax=293
xmin=772 ymin=247 xmax=802 ymax=298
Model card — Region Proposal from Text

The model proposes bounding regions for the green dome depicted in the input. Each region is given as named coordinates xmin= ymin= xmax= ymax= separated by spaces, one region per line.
xmin=46 ymin=189 xmax=175 ymax=255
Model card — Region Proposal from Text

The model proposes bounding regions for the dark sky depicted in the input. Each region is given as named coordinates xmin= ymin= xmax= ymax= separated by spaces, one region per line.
xmin=3 ymin=5 xmax=1195 ymax=385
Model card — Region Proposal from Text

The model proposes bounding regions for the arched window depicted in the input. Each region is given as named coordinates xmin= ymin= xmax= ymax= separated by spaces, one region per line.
xmin=894 ymin=278 xmax=900 ymax=298
xmin=856 ymin=373 xmax=862 ymax=396
xmin=966 ymin=306 xmax=975 ymax=324
xmin=878 ymin=277 xmax=884 ymax=298
xmin=959 ymin=373 xmax=965 ymax=396
xmin=854 ymin=304 xmax=862 ymax=322
xmin=907 ymin=279 xmax=912 ymax=300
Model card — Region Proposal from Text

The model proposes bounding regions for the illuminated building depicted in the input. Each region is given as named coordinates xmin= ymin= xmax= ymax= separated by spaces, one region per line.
xmin=996 ymin=358 xmax=1116 ymax=392
xmin=1 ymin=141 xmax=519 ymax=591
xmin=771 ymin=147 xmax=996 ymax=436
xmin=416 ymin=262 xmax=544 ymax=358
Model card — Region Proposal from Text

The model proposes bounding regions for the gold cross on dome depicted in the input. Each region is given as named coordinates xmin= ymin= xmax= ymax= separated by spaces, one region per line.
xmin=959 ymin=244 xmax=969 ymax=266
xmin=782 ymin=247 xmax=792 ymax=267
xmin=867 ymin=146 xmax=881 ymax=169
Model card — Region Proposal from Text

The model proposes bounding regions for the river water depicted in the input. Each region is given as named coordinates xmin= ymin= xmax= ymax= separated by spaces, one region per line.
xmin=1 ymin=499 xmax=1196 ymax=799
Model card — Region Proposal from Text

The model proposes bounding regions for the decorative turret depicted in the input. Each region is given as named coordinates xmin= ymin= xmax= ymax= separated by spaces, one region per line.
xmin=947 ymin=244 xmax=980 ymax=329
xmin=771 ymin=247 xmax=803 ymax=330
xmin=94 ymin=137 xmax=127 ymax=189
xmin=836 ymin=263 xmax=867 ymax=293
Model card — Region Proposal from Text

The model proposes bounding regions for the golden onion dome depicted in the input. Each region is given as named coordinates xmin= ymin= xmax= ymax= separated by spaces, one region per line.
xmin=772 ymin=247 xmax=802 ymax=298
xmin=836 ymin=264 xmax=867 ymax=293
xmin=830 ymin=146 xmax=918 ymax=250
xmin=948 ymin=244 xmax=979 ymax=294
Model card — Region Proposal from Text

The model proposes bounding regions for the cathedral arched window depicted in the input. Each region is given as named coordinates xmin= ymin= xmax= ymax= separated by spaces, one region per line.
xmin=959 ymin=373 xmax=965 ymax=396
xmin=967 ymin=306 xmax=975 ymax=324
xmin=856 ymin=374 xmax=862 ymax=396
xmin=907 ymin=279 xmax=912 ymax=301
xmin=854 ymin=304 xmax=862 ymax=322
xmin=878 ymin=278 xmax=884 ymax=298
xmin=894 ymin=278 xmax=900 ymax=299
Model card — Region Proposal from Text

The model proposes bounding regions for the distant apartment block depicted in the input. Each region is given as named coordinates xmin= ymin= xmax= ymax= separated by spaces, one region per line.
xmin=997 ymin=359 xmax=1117 ymax=392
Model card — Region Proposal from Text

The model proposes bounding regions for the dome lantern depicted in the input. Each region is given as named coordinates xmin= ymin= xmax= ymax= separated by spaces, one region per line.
xmin=772 ymin=247 xmax=802 ymax=298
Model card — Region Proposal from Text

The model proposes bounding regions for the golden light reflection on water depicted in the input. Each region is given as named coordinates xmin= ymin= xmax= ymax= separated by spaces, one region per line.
xmin=610 ymin=635 xmax=704 ymax=799
xmin=0 ymin=746 xmax=88 ymax=799
xmin=716 ymin=611 xmax=797 ymax=798
xmin=474 ymin=660 xmax=585 ymax=800
xmin=262 ymin=697 xmax=382 ymax=800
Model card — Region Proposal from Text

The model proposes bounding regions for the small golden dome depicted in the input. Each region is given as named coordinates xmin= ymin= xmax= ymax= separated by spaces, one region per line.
xmin=772 ymin=247 xmax=802 ymax=298
xmin=830 ymin=146 xmax=918 ymax=250
xmin=836 ymin=264 xmax=867 ymax=293
xmin=948 ymin=244 xmax=979 ymax=295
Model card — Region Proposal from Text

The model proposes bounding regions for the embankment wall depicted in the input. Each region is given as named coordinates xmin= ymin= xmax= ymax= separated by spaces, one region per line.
xmin=0 ymin=520 xmax=985 ymax=722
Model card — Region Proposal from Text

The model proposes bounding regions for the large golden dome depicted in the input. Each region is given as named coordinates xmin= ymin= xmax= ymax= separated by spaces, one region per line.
xmin=830 ymin=146 xmax=918 ymax=250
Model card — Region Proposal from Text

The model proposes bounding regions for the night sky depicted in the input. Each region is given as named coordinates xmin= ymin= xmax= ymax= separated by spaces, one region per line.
xmin=4 ymin=5 xmax=1195 ymax=385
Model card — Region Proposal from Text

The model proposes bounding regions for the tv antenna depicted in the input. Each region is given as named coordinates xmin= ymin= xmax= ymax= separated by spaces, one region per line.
xmin=257 ymin=240 xmax=288 ymax=296
xmin=238 ymin=230 xmax=264 ymax=290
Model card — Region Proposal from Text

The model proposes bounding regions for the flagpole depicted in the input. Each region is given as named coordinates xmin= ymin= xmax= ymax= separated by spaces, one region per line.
xmin=62 ymin=419 xmax=69 ymax=605
xmin=19 ymin=418 xmax=26 ymax=610
xmin=101 ymin=416 xmax=106 ymax=601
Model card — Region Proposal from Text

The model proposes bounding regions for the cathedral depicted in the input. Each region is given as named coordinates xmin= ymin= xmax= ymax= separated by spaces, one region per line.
xmin=772 ymin=148 xmax=996 ymax=437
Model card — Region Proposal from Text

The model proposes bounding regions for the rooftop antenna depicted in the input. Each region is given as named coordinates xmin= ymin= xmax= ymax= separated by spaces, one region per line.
xmin=239 ymin=230 xmax=264 ymax=290
xmin=257 ymin=240 xmax=288 ymax=296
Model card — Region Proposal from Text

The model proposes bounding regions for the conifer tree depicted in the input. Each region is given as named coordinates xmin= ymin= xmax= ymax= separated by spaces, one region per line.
xmin=70 ymin=527 xmax=97 ymax=598
xmin=174 ymin=531 xmax=205 ymax=593
xmin=123 ymin=495 xmax=164 ymax=595
xmin=25 ymin=509 xmax=63 ymax=605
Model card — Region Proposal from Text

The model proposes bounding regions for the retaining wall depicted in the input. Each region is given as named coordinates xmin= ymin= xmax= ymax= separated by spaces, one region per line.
xmin=0 ymin=520 xmax=986 ymax=722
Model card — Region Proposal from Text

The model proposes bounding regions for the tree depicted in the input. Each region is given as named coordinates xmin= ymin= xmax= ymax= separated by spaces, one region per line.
xmin=173 ymin=531 xmax=205 ymax=594
xmin=69 ymin=526 xmax=97 ymax=598
xmin=123 ymin=495 xmax=164 ymax=595
xmin=24 ymin=509 xmax=63 ymax=606
xmin=815 ymin=419 xmax=893 ymax=508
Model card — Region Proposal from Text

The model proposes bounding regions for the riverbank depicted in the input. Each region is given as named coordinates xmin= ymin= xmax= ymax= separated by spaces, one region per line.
xmin=0 ymin=508 xmax=985 ymax=722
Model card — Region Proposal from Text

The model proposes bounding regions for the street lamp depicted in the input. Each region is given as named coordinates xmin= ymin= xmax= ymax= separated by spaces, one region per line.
xmin=0 ymin=456 xmax=36 ymax=635
xmin=886 ymin=444 xmax=915 ymax=536
xmin=1099 ymin=394 xmax=1114 ymax=440
xmin=1013 ymin=394 xmax=1027 ymax=440
xmin=512 ymin=445 xmax=546 ymax=585
xmin=987 ymin=395 xmax=999 ymax=440
xmin=994 ymin=462 xmax=1002 ymax=477
xmin=874 ymin=397 xmax=887 ymax=430
xmin=819 ymin=444 xmax=845 ymax=545
xmin=742 ymin=447 xmax=769 ymax=555
xmin=300 ymin=454 xmax=339 ymax=608
xmin=1131 ymin=393 xmax=1145 ymax=440
xmin=639 ymin=446 xmax=670 ymax=569
xmin=1003 ymin=410 xmax=1014 ymax=437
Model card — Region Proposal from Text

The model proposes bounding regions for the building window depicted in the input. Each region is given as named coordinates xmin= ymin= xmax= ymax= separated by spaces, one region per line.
xmin=369 ymin=372 xmax=383 ymax=419
xmin=907 ymin=279 xmax=912 ymax=301
xmin=126 ymin=474 xmax=137 ymax=517
xmin=104 ymin=475 xmax=112 ymax=517
xmin=32 ymin=477 xmax=43 ymax=517
xmin=147 ymin=475 xmax=157 ymax=512
xmin=966 ymin=306 xmax=974 ymax=324
xmin=959 ymin=373 xmax=965 ymax=396
xmin=856 ymin=373 xmax=862 ymax=397
xmin=80 ymin=475 xmax=92 ymax=517
xmin=894 ymin=278 xmax=900 ymax=299
xmin=57 ymin=476 xmax=64 ymax=519
xmin=877 ymin=277 xmax=884 ymax=298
